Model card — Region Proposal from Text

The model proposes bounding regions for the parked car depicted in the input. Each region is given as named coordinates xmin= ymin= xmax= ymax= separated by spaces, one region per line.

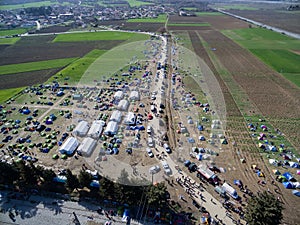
xmin=149 ymin=165 xmax=160 ymax=174
xmin=163 ymin=143 xmax=172 ymax=153
xmin=162 ymin=161 xmax=171 ymax=175
xmin=146 ymin=148 xmax=154 ymax=157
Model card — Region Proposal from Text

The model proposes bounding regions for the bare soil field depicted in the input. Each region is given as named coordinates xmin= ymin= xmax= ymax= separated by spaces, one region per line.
xmin=0 ymin=35 xmax=123 ymax=65
xmin=167 ymin=26 xmax=211 ymax=31
xmin=35 ymin=25 xmax=71 ymax=34
xmin=0 ymin=68 xmax=62 ymax=89
xmin=169 ymin=15 xmax=250 ymax=30
xmin=98 ymin=20 xmax=164 ymax=32
xmin=227 ymin=9 xmax=300 ymax=34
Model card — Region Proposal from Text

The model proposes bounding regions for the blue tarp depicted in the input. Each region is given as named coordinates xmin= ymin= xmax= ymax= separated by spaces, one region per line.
xmin=282 ymin=172 xmax=294 ymax=181
xmin=292 ymin=190 xmax=300 ymax=197
xmin=198 ymin=125 xmax=204 ymax=131
xmin=283 ymin=182 xmax=294 ymax=189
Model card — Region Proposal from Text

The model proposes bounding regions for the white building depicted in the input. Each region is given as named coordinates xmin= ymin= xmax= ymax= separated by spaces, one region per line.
xmin=114 ymin=90 xmax=124 ymax=100
xmin=77 ymin=137 xmax=97 ymax=157
xmin=73 ymin=120 xmax=89 ymax=137
xmin=123 ymin=112 xmax=136 ymax=125
xmin=87 ymin=120 xmax=105 ymax=139
xmin=59 ymin=137 xmax=79 ymax=155
xmin=118 ymin=99 xmax=129 ymax=111
xmin=109 ymin=110 xmax=122 ymax=123
xmin=129 ymin=90 xmax=140 ymax=101
xmin=104 ymin=121 xmax=118 ymax=136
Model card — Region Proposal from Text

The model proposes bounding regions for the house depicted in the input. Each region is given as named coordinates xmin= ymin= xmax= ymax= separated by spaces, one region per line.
xmin=77 ymin=137 xmax=97 ymax=157
xmin=73 ymin=120 xmax=89 ymax=136
xmin=59 ymin=137 xmax=79 ymax=155
xmin=87 ymin=120 xmax=105 ymax=139
xmin=73 ymin=94 xmax=83 ymax=101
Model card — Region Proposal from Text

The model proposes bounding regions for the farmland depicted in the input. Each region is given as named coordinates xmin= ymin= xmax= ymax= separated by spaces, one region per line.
xmin=127 ymin=14 xmax=167 ymax=23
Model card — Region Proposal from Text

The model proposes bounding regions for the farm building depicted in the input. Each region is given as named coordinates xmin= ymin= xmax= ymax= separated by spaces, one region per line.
xmin=77 ymin=137 xmax=97 ymax=157
xmin=114 ymin=90 xmax=124 ymax=100
xmin=59 ymin=137 xmax=79 ymax=155
xmin=73 ymin=120 xmax=89 ymax=136
xmin=87 ymin=120 xmax=105 ymax=139
xmin=129 ymin=91 xmax=140 ymax=101
xmin=118 ymin=99 xmax=129 ymax=111
xmin=104 ymin=121 xmax=118 ymax=136
xmin=109 ymin=110 xmax=122 ymax=123
xmin=124 ymin=112 xmax=136 ymax=125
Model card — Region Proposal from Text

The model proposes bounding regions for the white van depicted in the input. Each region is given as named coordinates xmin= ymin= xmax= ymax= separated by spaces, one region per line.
xmin=163 ymin=143 xmax=172 ymax=153
xmin=161 ymin=161 xmax=171 ymax=175
xmin=147 ymin=125 xmax=152 ymax=134
xmin=148 ymin=137 xmax=154 ymax=147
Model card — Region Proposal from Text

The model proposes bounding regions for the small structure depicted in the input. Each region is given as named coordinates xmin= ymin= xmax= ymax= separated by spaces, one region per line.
xmin=129 ymin=91 xmax=140 ymax=101
xmin=59 ymin=137 xmax=79 ymax=155
xmin=104 ymin=121 xmax=118 ymax=136
xmin=88 ymin=120 xmax=105 ymax=139
xmin=77 ymin=137 xmax=97 ymax=156
xmin=118 ymin=99 xmax=129 ymax=111
xmin=114 ymin=90 xmax=124 ymax=100
xmin=73 ymin=120 xmax=89 ymax=136
xmin=124 ymin=112 xmax=136 ymax=125
xmin=109 ymin=110 xmax=122 ymax=123
xmin=73 ymin=93 xmax=83 ymax=101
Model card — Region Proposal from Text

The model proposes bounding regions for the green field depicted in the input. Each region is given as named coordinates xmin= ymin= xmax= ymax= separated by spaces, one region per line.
xmin=168 ymin=23 xmax=210 ymax=27
xmin=0 ymin=28 xmax=27 ymax=36
xmin=49 ymin=49 xmax=106 ymax=84
xmin=53 ymin=31 xmax=146 ymax=42
xmin=220 ymin=4 xmax=258 ymax=10
xmin=0 ymin=37 xmax=20 ymax=45
xmin=0 ymin=87 xmax=24 ymax=103
xmin=0 ymin=1 xmax=69 ymax=10
xmin=0 ymin=58 xmax=77 ymax=75
xmin=127 ymin=14 xmax=167 ymax=23
xmin=126 ymin=0 xmax=152 ymax=7
xmin=222 ymin=28 xmax=300 ymax=87
xmin=195 ymin=12 xmax=223 ymax=16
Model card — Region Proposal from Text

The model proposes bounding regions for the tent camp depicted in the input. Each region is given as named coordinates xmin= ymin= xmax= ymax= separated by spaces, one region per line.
xmin=282 ymin=172 xmax=295 ymax=181
xmin=73 ymin=120 xmax=89 ymax=137
xmin=77 ymin=137 xmax=97 ymax=157
xmin=283 ymin=182 xmax=295 ymax=189
xmin=124 ymin=112 xmax=136 ymax=125
xmin=87 ymin=120 xmax=104 ymax=139
xmin=110 ymin=110 xmax=122 ymax=123
xmin=292 ymin=190 xmax=300 ymax=197
xmin=59 ymin=137 xmax=79 ymax=155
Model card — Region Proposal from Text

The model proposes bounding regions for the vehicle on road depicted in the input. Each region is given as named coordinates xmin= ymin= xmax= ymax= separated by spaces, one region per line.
xmin=162 ymin=161 xmax=172 ymax=175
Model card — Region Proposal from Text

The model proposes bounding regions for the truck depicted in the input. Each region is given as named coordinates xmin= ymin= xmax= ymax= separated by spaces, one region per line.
xmin=197 ymin=166 xmax=219 ymax=185
xmin=222 ymin=182 xmax=239 ymax=199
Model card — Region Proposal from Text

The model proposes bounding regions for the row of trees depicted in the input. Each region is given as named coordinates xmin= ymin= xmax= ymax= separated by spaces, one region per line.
xmin=0 ymin=161 xmax=168 ymax=208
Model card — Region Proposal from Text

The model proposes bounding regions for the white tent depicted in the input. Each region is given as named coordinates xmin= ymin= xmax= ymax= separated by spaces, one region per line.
xmin=59 ymin=137 xmax=79 ymax=155
xmin=114 ymin=90 xmax=124 ymax=100
xmin=109 ymin=110 xmax=122 ymax=123
xmin=124 ymin=112 xmax=136 ymax=125
xmin=118 ymin=99 xmax=129 ymax=111
xmin=104 ymin=121 xmax=119 ymax=136
xmin=88 ymin=120 xmax=104 ymax=139
xmin=73 ymin=120 xmax=89 ymax=137
xmin=129 ymin=91 xmax=140 ymax=101
xmin=77 ymin=137 xmax=97 ymax=157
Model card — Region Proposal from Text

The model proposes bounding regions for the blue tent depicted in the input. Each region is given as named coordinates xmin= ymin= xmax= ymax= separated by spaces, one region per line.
xmin=292 ymin=190 xmax=300 ymax=197
xmin=198 ymin=125 xmax=204 ymax=131
xmin=22 ymin=109 xmax=31 ymax=115
xmin=90 ymin=180 xmax=100 ymax=188
xmin=184 ymin=160 xmax=191 ymax=167
xmin=282 ymin=172 xmax=294 ymax=181
xmin=283 ymin=182 xmax=294 ymax=189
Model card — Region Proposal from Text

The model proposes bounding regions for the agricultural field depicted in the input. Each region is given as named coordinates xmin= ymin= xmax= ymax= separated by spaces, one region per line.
xmin=127 ymin=14 xmax=167 ymax=23
xmin=167 ymin=13 xmax=300 ymax=225
xmin=0 ymin=28 xmax=27 ymax=37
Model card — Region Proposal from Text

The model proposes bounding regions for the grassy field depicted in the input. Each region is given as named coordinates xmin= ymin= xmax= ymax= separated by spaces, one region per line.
xmin=49 ymin=49 xmax=106 ymax=84
xmin=0 ymin=1 xmax=69 ymax=10
xmin=0 ymin=37 xmax=20 ymax=45
xmin=53 ymin=31 xmax=146 ymax=42
xmin=0 ymin=58 xmax=77 ymax=75
xmin=0 ymin=87 xmax=24 ymax=103
xmin=0 ymin=28 xmax=27 ymax=36
xmin=219 ymin=4 xmax=258 ymax=10
xmin=222 ymin=28 xmax=300 ymax=87
xmin=195 ymin=12 xmax=223 ymax=16
xmin=126 ymin=0 xmax=152 ymax=7
xmin=127 ymin=14 xmax=167 ymax=23
xmin=168 ymin=23 xmax=210 ymax=27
